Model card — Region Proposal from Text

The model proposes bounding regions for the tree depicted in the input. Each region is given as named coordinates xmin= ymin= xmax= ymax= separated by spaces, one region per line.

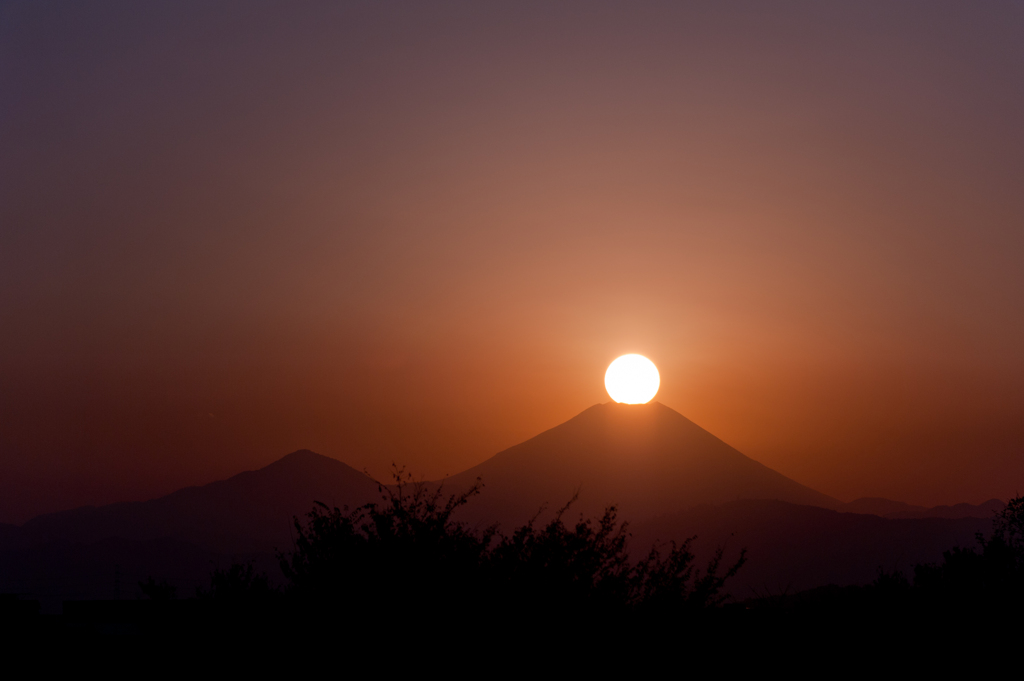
xmin=912 ymin=494 xmax=1024 ymax=611
xmin=277 ymin=467 xmax=745 ymax=627
xmin=139 ymin=577 xmax=176 ymax=600
xmin=993 ymin=494 xmax=1024 ymax=557
xmin=198 ymin=562 xmax=276 ymax=602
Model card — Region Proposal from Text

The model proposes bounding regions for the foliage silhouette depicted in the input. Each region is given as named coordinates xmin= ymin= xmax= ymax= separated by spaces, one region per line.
xmin=912 ymin=499 xmax=1024 ymax=610
xmin=197 ymin=561 xmax=278 ymax=602
xmin=277 ymin=467 xmax=745 ymax=628
xmin=139 ymin=577 xmax=176 ymax=600
xmin=994 ymin=494 xmax=1024 ymax=554
xmin=279 ymin=469 xmax=495 ymax=625
xmin=743 ymin=494 xmax=1024 ymax=625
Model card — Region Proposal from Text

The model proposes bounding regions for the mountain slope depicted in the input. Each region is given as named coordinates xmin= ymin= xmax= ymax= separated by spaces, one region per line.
xmin=16 ymin=450 xmax=380 ymax=552
xmin=442 ymin=402 xmax=839 ymax=527
xmin=632 ymin=500 xmax=990 ymax=596
xmin=0 ymin=420 xmax=1000 ymax=607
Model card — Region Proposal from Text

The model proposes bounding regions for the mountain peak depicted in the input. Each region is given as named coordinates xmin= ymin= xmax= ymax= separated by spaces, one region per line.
xmin=443 ymin=402 xmax=839 ymax=526
xmin=265 ymin=449 xmax=341 ymax=470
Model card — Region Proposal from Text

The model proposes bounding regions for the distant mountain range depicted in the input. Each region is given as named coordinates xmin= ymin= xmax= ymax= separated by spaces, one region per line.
xmin=0 ymin=402 xmax=1005 ymax=608
xmin=840 ymin=496 xmax=1004 ymax=520
xmin=2 ymin=450 xmax=380 ymax=553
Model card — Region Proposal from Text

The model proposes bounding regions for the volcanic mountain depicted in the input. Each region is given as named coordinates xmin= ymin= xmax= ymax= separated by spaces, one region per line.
xmin=441 ymin=401 xmax=839 ymax=527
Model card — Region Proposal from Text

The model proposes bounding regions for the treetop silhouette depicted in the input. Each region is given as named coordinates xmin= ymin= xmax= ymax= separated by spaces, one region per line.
xmin=278 ymin=466 xmax=745 ymax=624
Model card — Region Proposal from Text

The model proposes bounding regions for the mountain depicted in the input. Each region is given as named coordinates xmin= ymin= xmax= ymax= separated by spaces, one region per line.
xmin=441 ymin=402 xmax=840 ymax=528
xmin=1 ymin=450 xmax=381 ymax=608
xmin=0 ymin=405 xmax=1002 ymax=608
xmin=12 ymin=450 xmax=380 ymax=553
xmin=841 ymin=497 xmax=1004 ymax=520
xmin=632 ymin=500 xmax=990 ymax=596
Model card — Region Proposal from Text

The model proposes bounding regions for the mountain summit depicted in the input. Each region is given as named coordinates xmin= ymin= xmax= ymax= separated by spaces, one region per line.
xmin=442 ymin=402 xmax=839 ymax=527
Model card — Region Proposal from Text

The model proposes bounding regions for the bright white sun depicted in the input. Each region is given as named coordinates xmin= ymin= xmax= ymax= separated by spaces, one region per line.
xmin=605 ymin=354 xmax=660 ymax=404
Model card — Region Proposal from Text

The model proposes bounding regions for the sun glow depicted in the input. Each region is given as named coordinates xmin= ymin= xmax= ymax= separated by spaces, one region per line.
xmin=604 ymin=354 xmax=660 ymax=404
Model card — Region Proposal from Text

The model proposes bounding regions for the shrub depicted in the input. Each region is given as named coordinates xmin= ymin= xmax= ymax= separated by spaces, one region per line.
xmin=277 ymin=468 xmax=745 ymax=627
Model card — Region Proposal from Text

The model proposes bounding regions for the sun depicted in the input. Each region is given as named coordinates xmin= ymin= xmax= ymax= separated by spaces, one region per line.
xmin=604 ymin=354 xmax=660 ymax=404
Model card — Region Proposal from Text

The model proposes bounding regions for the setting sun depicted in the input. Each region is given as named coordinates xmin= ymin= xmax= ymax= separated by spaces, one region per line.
xmin=604 ymin=354 xmax=660 ymax=404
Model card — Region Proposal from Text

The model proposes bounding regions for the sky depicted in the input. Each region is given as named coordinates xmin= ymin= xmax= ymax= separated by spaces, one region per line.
xmin=2 ymin=1 xmax=1023 ymax=523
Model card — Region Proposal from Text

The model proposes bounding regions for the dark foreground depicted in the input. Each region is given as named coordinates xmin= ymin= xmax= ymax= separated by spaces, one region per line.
xmin=3 ymin=483 xmax=1022 ymax=659
xmin=1 ymin=587 xmax=1019 ymax=660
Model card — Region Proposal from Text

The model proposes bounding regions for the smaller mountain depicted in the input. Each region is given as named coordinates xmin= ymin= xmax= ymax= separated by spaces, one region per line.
xmin=842 ymin=497 xmax=1004 ymax=520
xmin=632 ymin=500 xmax=992 ymax=596
xmin=13 ymin=450 xmax=380 ymax=553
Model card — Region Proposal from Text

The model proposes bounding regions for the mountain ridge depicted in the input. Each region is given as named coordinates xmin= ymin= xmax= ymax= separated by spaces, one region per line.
xmin=0 ymin=406 xmax=1005 ymax=607
xmin=6 ymin=405 xmax=1003 ymax=544
xmin=12 ymin=449 xmax=380 ymax=552
xmin=841 ymin=496 xmax=1004 ymax=520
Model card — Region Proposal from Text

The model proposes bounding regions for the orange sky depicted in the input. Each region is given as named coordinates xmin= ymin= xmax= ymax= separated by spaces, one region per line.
xmin=2 ymin=1 xmax=1023 ymax=522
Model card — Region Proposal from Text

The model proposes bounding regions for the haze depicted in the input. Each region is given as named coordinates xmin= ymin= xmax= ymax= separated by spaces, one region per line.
xmin=2 ymin=1 xmax=1023 ymax=523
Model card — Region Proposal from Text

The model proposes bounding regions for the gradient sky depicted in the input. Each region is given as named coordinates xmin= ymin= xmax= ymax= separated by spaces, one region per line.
xmin=2 ymin=1 xmax=1023 ymax=523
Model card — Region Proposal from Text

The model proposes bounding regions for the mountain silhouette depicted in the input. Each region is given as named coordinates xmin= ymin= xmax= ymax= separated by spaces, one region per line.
xmin=840 ymin=497 xmax=1004 ymax=520
xmin=631 ymin=500 xmax=990 ymax=596
xmin=441 ymin=401 xmax=839 ymax=527
xmin=12 ymin=450 xmax=379 ymax=553
xmin=0 ymin=406 xmax=1004 ymax=607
